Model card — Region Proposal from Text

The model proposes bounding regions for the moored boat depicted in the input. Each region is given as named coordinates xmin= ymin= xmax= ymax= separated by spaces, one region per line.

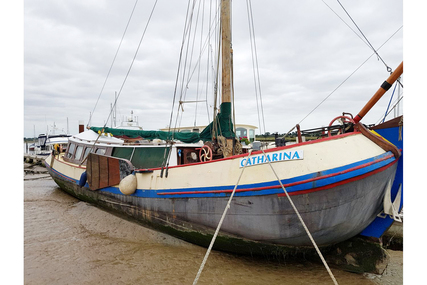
xmin=45 ymin=0 xmax=403 ymax=271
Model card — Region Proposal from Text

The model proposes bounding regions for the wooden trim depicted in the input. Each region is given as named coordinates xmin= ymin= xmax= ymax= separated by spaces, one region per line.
xmin=355 ymin=123 xmax=401 ymax=159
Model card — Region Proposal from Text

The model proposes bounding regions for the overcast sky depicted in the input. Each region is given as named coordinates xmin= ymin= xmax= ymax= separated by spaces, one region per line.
xmin=22 ymin=0 xmax=405 ymax=138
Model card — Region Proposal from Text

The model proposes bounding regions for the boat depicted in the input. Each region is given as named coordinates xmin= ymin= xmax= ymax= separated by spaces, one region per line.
xmin=45 ymin=0 xmax=402 ymax=267
xmin=34 ymin=123 xmax=71 ymax=155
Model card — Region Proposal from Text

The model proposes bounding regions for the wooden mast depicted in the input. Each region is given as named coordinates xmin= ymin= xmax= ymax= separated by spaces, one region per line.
xmin=221 ymin=0 xmax=232 ymax=104
xmin=220 ymin=0 xmax=234 ymax=157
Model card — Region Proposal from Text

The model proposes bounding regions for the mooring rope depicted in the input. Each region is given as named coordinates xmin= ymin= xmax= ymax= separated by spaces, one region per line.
xmin=261 ymin=149 xmax=339 ymax=285
xmin=192 ymin=150 xmax=253 ymax=285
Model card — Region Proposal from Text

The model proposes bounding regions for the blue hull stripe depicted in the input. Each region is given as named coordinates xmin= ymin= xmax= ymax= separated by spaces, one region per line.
xmin=94 ymin=152 xmax=395 ymax=198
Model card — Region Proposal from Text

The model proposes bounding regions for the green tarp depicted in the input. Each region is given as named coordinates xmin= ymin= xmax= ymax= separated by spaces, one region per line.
xmin=90 ymin=126 xmax=201 ymax=143
xmin=199 ymin=102 xmax=235 ymax=141
xmin=90 ymin=102 xmax=235 ymax=143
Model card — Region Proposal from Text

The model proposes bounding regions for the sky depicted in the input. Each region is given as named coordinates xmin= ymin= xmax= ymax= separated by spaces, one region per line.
xmin=22 ymin=0 xmax=406 ymax=138
xmin=5 ymin=1 xmax=427 ymax=281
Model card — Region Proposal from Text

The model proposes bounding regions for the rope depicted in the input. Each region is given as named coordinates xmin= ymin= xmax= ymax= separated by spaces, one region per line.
xmin=193 ymin=150 xmax=253 ymax=285
xmin=382 ymin=82 xmax=398 ymax=123
xmin=260 ymin=149 xmax=339 ymax=285
xmin=336 ymin=0 xmax=392 ymax=73
xmin=245 ymin=0 xmax=266 ymax=135
xmin=88 ymin=0 xmax=139 ymax=127
xmin=374 ymin=95 xmax=404 ymax=125
xmin=294 ymin=25 xmax=402 ymax=129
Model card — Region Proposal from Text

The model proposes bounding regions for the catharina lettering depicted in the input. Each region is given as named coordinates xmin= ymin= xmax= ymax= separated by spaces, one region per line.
xmin=239 ymin=150 xmax=304 ymax=168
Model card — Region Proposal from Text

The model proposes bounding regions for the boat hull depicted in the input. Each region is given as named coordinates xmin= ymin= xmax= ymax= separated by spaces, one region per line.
xmin=45 ymin=132 xmax=398 ymax=253
xmin=47 ymin=162 xmax=396 ymax=250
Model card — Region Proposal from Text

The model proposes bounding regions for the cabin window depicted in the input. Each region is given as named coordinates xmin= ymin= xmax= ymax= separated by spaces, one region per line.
xmin=67 ymin=143 xmax=75 ymax=158
xmin=249 ymin=129 xmax=255 ymax=142
xmin=236 ymin=127 xmax=247 ymax=138
xmin=83 ymin=147 xmax=92 ymax=160
xmin=112 ymin=147 xmax=169 ymax=168
xmin=74 ymin=145 xmax=84 ymax=160
xmin=95 ymin=148 xmax=106 ymax=155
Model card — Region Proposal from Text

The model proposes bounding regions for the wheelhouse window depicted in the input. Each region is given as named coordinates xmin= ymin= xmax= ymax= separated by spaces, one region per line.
xmin=95 ymin=148 xmax=106 ymax=155
xmin=74 ymin=145 xmax=84 ymax=161
xmin=67 ymin=143 xmax=75 ymax=158
xmin=83 ymin=147 xmax=92 ymax=160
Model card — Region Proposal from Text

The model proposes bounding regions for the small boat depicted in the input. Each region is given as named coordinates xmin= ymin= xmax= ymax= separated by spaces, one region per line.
xmin=35 ymin=133 xmax=71 ymax=155
xmin=45 ymin=0 xmax=402 ymax=266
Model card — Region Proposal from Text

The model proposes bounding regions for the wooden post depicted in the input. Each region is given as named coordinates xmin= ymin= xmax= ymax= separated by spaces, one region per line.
xmin=354 ymin=62 xmax=403 ymax=124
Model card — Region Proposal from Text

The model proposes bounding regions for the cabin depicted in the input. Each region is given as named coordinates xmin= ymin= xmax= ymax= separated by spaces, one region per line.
xmin=160 ymin=124 xmax=257 ymax=142
xmin=63 ymin=130 xmax=206 ymax=169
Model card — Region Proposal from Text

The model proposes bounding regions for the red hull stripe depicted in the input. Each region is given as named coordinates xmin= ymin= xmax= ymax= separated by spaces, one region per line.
xmin=278 ymin=160 xmax=396 ymax=197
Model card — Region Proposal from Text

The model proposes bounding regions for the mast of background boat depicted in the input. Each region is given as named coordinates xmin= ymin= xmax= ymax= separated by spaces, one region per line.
xmin=354 ymin=62 xmax=403 ymax=124
xmin=220 ymin=0 xmax=233 ymax=157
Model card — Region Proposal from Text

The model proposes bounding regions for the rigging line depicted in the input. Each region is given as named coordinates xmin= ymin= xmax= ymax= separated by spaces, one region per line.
xmin=204 ymin=0 xmax=215 ymax=124
xmin=261 ymin=149 xmax=339 ymax=285
xmin=167 ymin=0 xmax=193 ymax=135
xmin=183 ymin=0 xmax=203 ymax=105
xmin=194 ymin=0 xmax=206 ymax=126
xmin=375 ymin=94 xmax=403 ymax=125
xmin=103 ymin=0 xmax=158 ymax=129
xmin=192 ymin=150 xmax=254 ymax=285
xmin=295 ymin=26 xmax=402 ymax=127
xmin=161 ymin=0 xmax=195 ymax=174
xmin=336 ymin=0 xmax=392 ymax=73
xmin=173 ymin=0 xmax=198 ymax=132
xmin=245 ymin=0 xmax=261 ymax=135
xmin=183 ymin=5 xmax=221 ymax=93
xmin=88 ymin=0 xmax=139 ymax=127
xmin=247 ymin=0 xmax=266 ymax=135
xmin=321 ymin=0 xmax=369 ymax=48
xmin=382 ymin=82 xmax=398 ymax=123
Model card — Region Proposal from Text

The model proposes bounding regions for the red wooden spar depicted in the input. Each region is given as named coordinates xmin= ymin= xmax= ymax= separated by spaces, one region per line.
xmin=354 ymin=61 xmax=403 ymax=124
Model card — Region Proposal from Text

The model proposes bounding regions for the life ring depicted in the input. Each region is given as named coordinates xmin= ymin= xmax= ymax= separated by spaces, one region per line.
xmin=199 ymin=145 xmax=213 ymax=162
xmin=328 ymin=116 xmax=355 ymax=137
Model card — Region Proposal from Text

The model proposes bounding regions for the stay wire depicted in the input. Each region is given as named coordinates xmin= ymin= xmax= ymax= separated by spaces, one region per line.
xmin=88 ymin=0 xmax=139 ymax=127
xmin=260 ymin=149 xmax=339 ymax=285
xmin=246 ymin=0 xmax=266 ymax=135
xmin=161 ymin=0 xmax=193 ymax=174
xmin=106 ymin=0 xmax=158 ymax=130
xmin=292 ymin=26 xmax=402 ymax=131
xmin=336 ymin=0 xmax=392 ymax=73
xmin=382 ymin=82 xmax=398 ymax=123
xmin=192 ymin=150 xmax=254 ymax=285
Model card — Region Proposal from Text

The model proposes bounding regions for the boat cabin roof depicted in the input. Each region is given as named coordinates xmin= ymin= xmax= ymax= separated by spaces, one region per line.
xmin=70 ymin=130 xmax=124 ymax=146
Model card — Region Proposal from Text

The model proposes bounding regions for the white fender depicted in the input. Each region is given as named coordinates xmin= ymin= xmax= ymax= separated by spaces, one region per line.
xmin=119 ymin=174 xmax=137 ymax=195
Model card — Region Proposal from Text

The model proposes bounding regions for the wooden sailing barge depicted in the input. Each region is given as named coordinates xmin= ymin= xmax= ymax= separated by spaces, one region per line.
xmin=46 ymin=0 xmax=403 ymax=272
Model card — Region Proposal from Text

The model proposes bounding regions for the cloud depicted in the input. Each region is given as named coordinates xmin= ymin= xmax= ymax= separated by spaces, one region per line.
xmin=24 ymin=0 xmax=403 ymax=137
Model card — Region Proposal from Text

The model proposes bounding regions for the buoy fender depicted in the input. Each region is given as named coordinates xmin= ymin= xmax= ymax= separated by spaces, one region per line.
xmin=79 ymin=171 xmax=87 ymax=187
xmin=119 ymin=174 xmax=137 ymax=195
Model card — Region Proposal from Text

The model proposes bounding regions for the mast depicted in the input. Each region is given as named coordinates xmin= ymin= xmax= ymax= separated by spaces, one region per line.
xmin=221 ymin=0 xmax=232 ymax=105
xmin=199 ymin=0 xmax=235 ymax=154
xmin=220 ymin=0 xmax=234 ymax=157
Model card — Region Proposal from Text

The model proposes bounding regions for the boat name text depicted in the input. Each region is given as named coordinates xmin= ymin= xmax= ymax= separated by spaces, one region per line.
xmin=239 ymin=150 xmax=304 ymax=167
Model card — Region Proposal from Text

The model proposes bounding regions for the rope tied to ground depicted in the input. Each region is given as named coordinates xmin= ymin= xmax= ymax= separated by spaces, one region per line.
xmin=260 ymin=149 xmax=339 ymax=285
xmin=192 ymin=150 xmax=253 ymax=285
